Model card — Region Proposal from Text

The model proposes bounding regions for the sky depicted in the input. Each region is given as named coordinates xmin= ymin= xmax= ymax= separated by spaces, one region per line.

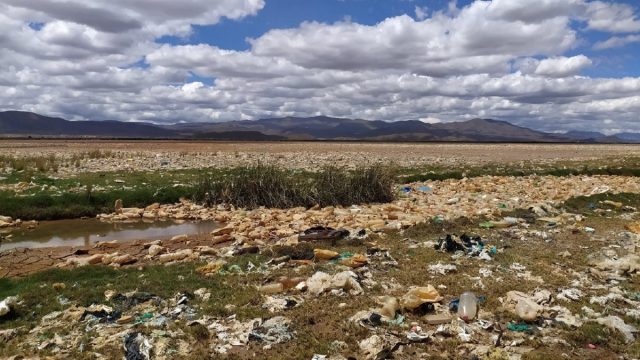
xmin=1 ymin=0 xmax=640 ymax=134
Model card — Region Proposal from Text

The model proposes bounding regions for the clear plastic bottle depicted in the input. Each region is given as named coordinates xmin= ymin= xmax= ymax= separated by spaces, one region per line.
xmin=259 ymin=283 xmax=284 ymax=294
xmin=457 ymin=292 xmax=477 ymax=322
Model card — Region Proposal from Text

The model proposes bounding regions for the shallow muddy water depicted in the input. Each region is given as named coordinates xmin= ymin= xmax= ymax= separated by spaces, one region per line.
xmin=0 ymin=219 xmax=217 ymax=250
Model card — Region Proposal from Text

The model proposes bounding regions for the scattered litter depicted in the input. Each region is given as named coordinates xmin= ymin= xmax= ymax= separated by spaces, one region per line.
xmin=124 ymin=332 xmax=152 ymax=360
xmin=594 ymin=316 xmax=637 ymax=343
xmin=557 ymin=288 xmax=583 ymax=302
xmin=299 ymin=227 xmax=349 ymax=242
xmin=262 ymin=296 xmax=302 ymax=313
xmin=0 ymin=296 xmax=18 ymax=317
xmin=306 ymin=271 xmax=363 ymax=296
xmin=407 ymin=324 xmax=429 ymax=342
xmin=428 ymin=262 xmax=457 ymax=275
xmin=457 ymin=292 xmax=478 ymax=322
xmin=400 ymin=285 xmax=443 ymax=310
xmin=249 ymin=316 xmax=295 ymax=345
xmin=435 ymin=234 xmax=494 ymax=260
xmin=507 ymin=323 xmax=534 ymax=332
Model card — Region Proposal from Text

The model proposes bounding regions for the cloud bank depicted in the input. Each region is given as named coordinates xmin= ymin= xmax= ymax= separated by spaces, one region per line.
xmin=1 ymin=0 xmax=639 ymax=133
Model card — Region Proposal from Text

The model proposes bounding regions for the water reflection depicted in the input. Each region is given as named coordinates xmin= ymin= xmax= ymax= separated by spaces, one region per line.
xmin=0 ymin=219 xmax=217 ymax=250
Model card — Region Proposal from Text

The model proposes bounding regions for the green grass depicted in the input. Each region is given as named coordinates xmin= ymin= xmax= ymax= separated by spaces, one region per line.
xmin=0 ymin=186 xmax=193 ymax=220
xmin=0 ymin=256 xmax=267 ymax=332
xmin=563 ymin=192 xmax=640 ymax=214
xmin=2 ymin=155 xmax=640 ymax=220
xmin=0 ymin=168 xmax=203 ymax=220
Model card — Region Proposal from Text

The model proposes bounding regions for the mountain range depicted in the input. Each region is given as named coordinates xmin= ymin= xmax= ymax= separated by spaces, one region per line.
xmin=0 ymin=111 xmax=637 ymax=143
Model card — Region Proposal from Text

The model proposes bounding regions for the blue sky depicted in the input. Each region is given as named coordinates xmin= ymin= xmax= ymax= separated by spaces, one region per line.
xmin=167 ymin=0 xmax=640 ymax=78
xmin=2 ymin=0 xmax=640 ymax=133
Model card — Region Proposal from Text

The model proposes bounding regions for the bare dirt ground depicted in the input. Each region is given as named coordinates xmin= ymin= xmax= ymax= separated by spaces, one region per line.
xmin=1 ymin=141 xmax=640 ymax=359
xmin=2 ymin=140 xmax=640 ymax=166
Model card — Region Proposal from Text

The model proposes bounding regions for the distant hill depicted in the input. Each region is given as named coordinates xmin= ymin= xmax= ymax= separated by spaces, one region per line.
xmin=190 ymin=131 xmax=286 ymax=141
xmin=615 ymin=133 xmax=640 ymax=142
xmin=563 ymin=130 xmax=632 ymax=143
xmin=0 ymin=111 xmax=175 ymax=138
xmin=1 ymin=110 xmax=638 ymax=143
xmin=167 ymin=116 xmax=569 ymax=142
xmin=564 ymin=130 xmax=607 ymax=140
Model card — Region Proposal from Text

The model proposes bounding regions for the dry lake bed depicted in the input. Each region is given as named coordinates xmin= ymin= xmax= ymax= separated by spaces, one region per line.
xmin=0 ymin=141 xmax=639 ymax=359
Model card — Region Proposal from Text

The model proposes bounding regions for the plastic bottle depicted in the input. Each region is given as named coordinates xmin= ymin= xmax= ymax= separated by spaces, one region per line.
xmin=259 ymin=283 xmax=284 ymax=294
xmin=279 ymin=277 xmax=305 ymax=289
xmin=457 ymin=292 xmax=477 ymax=322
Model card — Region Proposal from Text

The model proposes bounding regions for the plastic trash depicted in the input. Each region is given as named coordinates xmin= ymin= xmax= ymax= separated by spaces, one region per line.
xmin=124 ymin=332 xmax=152 ymax=360
xmin=278 ymin=276 xmax=306 ymax=289
xmin=400 ymin=285 xmax=443 ymax=310
xmin=314 ymin=249 xmax=339 ymax=260
xmin=248 ymin=316 xmax=294 ymax=344
xmin=479 ymin=221 xmax=495 ymax=228
xmin=298 ymin=226 xmax=349 ymax=242
xmin=418 ymin=186 xmax=432 ymax=192
xmin=507 ymin=323 xmax=533 ymax=332
xmin=407 ymin=324 xmax=429 ymax=342
xmin=376 ymin=296 xmax=400 ymax=320
xmin=425 ymin=313 xmax=452 ymax=325
xmin=595 ymin=315 xmax=637 ymax=343
xmin=515 ymin=298 xmax=542 ymax=321
xmin=457 ymin=292 xmax=477 ymax=322
xmin=0 ymin=296 xmax=18 ymax=317
xmin=259 ymin=283 xmax=284 ymax=294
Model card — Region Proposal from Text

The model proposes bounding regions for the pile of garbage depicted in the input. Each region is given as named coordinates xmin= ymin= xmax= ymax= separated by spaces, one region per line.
xmin=435 ymin=234 xmax=497 ymax=260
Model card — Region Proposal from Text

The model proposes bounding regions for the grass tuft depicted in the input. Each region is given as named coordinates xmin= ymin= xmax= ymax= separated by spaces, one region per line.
xmin=194 ymin=164 xmax=396 ymax=209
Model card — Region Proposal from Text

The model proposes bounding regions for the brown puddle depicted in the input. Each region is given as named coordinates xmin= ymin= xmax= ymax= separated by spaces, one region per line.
xmin=0 ymin=219 xmax=218 ymax=250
